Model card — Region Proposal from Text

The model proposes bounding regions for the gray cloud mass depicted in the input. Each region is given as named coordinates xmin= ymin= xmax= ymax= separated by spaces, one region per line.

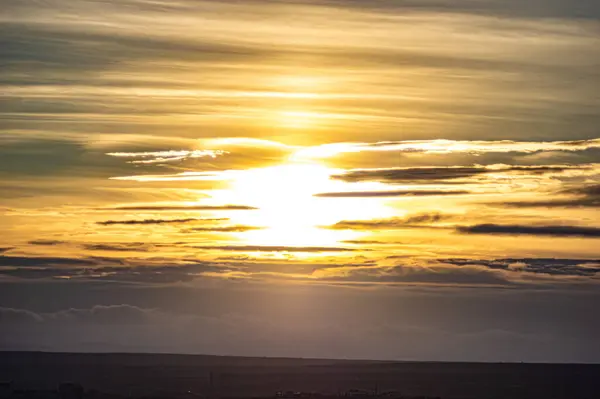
xmin=457 ymin=224 xmax=600 ymax=238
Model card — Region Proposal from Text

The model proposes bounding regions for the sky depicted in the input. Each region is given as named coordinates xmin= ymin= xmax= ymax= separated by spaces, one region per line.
xmin=1 ymin=0 xmax=600 ymax=363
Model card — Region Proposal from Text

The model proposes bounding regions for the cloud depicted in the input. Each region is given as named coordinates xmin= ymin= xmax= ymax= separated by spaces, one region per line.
xmin=0 ymin=255 xmax=97 ymax=268
xmin=82 ymin=243 xmax=154 ymax=252
xmin=106 ymin=149 xmax=227 ymax=164
xmin=102 ymin=204 xmax=258 ymax=211
xmin=328 ymin=213 xmax=453 ymax=230
xmin=297 ymin=139 xmax=600 ymax=160
xmin=0 ymin=260 xmax=225 ymax=283
xmin=47 ymin=305 xmax=156 ymax=324
xmin=185 ymin=225 xmax=264 ymax=233
xmin=500 ymin=184 xmax=600 ymax=208
xmin=97 ymin=218 xmax=228 ymax=225
xmin=341 ymin=240 xmax=391 ymax=245
xmin=501 ymin=198 xmax=600 ymax=208
xmin=0 ymin=247 xmax=14 ymax=253
xmin=0 ymin=307 xmax=43 ymax=323
xmin=28 ymin=240 xmax=68 ymax=246
xmin=309 ymin=263 xmax=514 ymax=288
xmin=192 ymin=245 xmax=360 ymax=253
xmin=262 ymin=0 xmax=600 ymax=20
xmin=331 ymin=165 xmax=589 ymax=183
xmin=314 ymin=189 xmax=470 ymax=198
xmin=442 ymin=258 xmax=600 ymax=277
xmin=2 ymin=295 xmax=600 ymax=363
xmin=457 ymin=224 xmax=600 ymax=238
xmin=565 ymin=184 xmax=600 ymax=197
xmin=0 ymin=305 xmax=153 ymax=325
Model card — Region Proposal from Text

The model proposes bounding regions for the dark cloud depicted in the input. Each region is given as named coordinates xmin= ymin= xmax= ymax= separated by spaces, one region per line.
xmin=341 ymin=240 xmax=391 ymax=245
xmin=328 ymin=213 xmax=453 ymax=230
xmin=269 ymin=0 xmax=600 ymax=20
xmin=0 ymin=305 xmax=153 ymax=325
xmin=0 ymin=307 xmax=43 ymax=323
xmin=0 ymin=137 xmax=141 ymax=180
xmin=47 ymin=305 xmax=156 ymax=324
xmin=314 ymin=190 xmax=470 ymax=198
xmin=1 ymin=292 xmax=600 ymax=363
xmin=0 ymin=247 xmax=14 ymax=253
xmin=28 ymin=239 xmax=68 ymax=246
xmin=442 ymin=258 xmax=600 ymax=277
xmin=192 ymin=245 xmax=360 ymax=252
xmin=457 ymin=224 xmax=600 ymax=238
xmin=565 ymin=184 xmax=600 ymax=197
xmin=82 ymin=243 xmax=153 ymax=252
xmin=97 ymin=218 xmax=228 ymax=225
xmin=332 ymin=165 xmax=585 ymax=183
xmin=0 ymin=22 xmax=272 ymax=83
xmin=0 ymin=255 xmax=97 ymax=268
xmin=104 ymin=205 xmax=258 ymax=211
xmin=0 ymin=261 xmax=225 ymax=283
xmin=186 ymin=225 xmax=264 ymax=233
xmin=500 ymin=184 xmax=600 ymax=208
xmin=501 ymin=198 xmax=600 ymax=208
xmin=312 ymin=264 xmax=514 ymax=288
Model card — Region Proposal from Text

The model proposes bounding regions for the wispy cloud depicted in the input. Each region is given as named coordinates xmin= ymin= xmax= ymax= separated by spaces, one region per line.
xmin=500 ymin=184 xmax=600 ymax=208
xmin=82 ymin=243 xmax=155 ymax=252
xmin=109 ymin=171 xmax=235 ymax=182
xmin=28 ymin=240 xmax=68 ymax=246
xmin=0 ymin=255 xmax=97 ymax=268
xmin=328 ymin=212 xmax=453 ymax=230
xmin=295 ymin=139 xmax=600 ymax=159
xmin=106 ymin=150 xmax=227 ymax=164
xmin=191 ymin=245 xmax=360 ymax=252
xmin=331 ymin=165 xmax=591 ymax=183
xmin=315 ymin=189 xmax=470 ymax=198
xmin=101 ymin=204 xmax=258 ymax=211
xmin=185 ymin=225 xmax=264 ymax=233
xmin=457 ymin=224 xmax=600 ymax=238
xmin=442 ymin=258 xmax=600 ymax=277
xmin=97 ymin=218 xmax=229 ymax=225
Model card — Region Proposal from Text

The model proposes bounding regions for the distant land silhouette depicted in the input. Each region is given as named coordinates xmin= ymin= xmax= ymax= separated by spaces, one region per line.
xmin=0 ymin=352 xmax=598 ymax=399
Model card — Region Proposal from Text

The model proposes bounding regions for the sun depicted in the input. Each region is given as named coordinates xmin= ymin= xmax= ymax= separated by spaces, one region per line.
xmin=209 ymin=163 xmax=391 ymax=247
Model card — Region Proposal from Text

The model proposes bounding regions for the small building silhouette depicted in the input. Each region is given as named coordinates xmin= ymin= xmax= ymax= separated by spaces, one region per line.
xmin=58 ymin=383 xmax=84 ymax=399
xmin=0 ymin=381 xmax=13 ymax=399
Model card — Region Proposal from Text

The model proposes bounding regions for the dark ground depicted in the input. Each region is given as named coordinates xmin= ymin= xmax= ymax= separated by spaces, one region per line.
xmin=0 ymin=352 xmax=599 ymax=399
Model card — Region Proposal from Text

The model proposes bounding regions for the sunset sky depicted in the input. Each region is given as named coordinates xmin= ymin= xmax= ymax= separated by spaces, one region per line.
xmin=1 ymin=0 xmax=600 ymax=363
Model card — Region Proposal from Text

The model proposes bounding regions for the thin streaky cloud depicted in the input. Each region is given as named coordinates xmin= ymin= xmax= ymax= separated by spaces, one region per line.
xmin=457 ymin=224 xmax=600 ymax=238
xmin=294 ymin=139 xmax=600 ymax=159
xmin=191 ymin=245 xmax=361 ymax=252
xmin=109 ymin=171 xmax=234 ymax=182
xmin=100 ymin=204 xmax=258 ymax=211
xmin=96 ymin=218 xmax=229 ymax=225
xmin=332 ymin=165 xmax=591 ymax=183
xmin=0 ymin=255 xmax=98 ymax=267
xmin=500 ymin=198 xmax=600 ymax=208
xmin=341 ymin=240 xmax=395 ymax=245
xmin=441 ymin=258 xmax=600 ymax=277
xmin=82 ymin=243 xmax=153 ymax=252
xmin=497 ymin=183 xmax=600 ymax=208
xmin=106 ymin=149 xmax=227 ymax=164
xmin=315 ymin=189 xmax=471 ymax=198
xmin=28 ymin=240 xmax=68 ymax=246
xmin=328 ymin=212 xmax=453 ymax=230
xmin=185 ymin=225 xmax=264 ymax=233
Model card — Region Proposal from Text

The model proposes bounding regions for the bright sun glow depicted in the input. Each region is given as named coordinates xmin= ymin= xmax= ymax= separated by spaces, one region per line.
xmin=209 ymin=163 xmax=392 ymax=247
